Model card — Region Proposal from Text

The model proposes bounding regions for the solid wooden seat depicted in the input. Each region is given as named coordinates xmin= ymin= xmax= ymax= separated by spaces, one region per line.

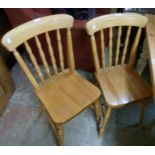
xmin=85 ymin=13 xmax=152 ymax=136
xmin=96 ymin=64 xmax=152 ymax=108
xmin=1 ymin=14 xmax=102 ymax=145
xmin=36 ymin=71 xmax=100 ymax=123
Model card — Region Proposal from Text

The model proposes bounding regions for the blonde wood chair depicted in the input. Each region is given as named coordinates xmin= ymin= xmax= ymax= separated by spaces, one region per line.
xmin=1 ymin=14 xmax=102 ymax=145
xmin=85 ymin=13 xmax=152 ymax=136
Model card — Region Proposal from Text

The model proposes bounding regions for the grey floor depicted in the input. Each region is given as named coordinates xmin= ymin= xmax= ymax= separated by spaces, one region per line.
xmin=0 ymin=61 xmax=155 ymax=146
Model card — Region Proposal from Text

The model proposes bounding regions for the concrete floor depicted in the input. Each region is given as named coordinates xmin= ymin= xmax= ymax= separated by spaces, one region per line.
xmin=0 ymin=60 xmax=155 ymax=146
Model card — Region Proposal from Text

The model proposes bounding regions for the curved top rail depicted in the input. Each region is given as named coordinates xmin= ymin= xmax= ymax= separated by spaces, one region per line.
xmin=85 ymin=13 xmax=148 ymax=35
xmin=1 ymin=14 xmax=74 ymax=51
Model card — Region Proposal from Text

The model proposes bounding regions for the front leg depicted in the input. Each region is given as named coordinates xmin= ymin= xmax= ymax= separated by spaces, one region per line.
xmin=56 ymin=123 xmax=64 ymax=146
xmin=94 ymin=99 xmax=103 ymax=131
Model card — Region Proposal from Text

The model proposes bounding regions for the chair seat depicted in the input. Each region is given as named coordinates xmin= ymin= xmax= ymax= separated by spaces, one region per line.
xmin=96 ymin=65 xmax=152 ymax=108
xmin=35 ymin=71 xmax=100 ymax=123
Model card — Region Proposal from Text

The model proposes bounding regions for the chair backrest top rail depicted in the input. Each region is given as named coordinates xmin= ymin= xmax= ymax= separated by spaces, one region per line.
xmin=85 ymin=13 xmax=148 ymax=35
xmin=1 ymin=14 xmax=74 ymax=51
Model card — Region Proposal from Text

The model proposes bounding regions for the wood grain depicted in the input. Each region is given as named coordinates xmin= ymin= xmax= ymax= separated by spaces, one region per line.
xmin=35 ymin=71 xmax=100 ymax=123
xmin=1 ymin=14 xmax=74 ymax=51
xmin=85 ymin=13 xmax=151 ymax=136
xmin=1 ymin=14 xmax=102 ymax=145
xmin=109 ymin=27 xmax=113 ymax=67
xmin=85 ymin=13 xmax=148 ymax=35
xmin=35 ymin=36 xmax=51 ymax=78
xmin=45 ymin=32 xmax=58 ymax=75
xmin=121 ymin=26 xmax=131 ymax=64
xmin=128 ymin=28 xmax=142 ymax=67
xmin=90 ymin=35 xmax=101 ymax=75
xmin=96 ymin=64 xmax=152 ymax=108
xmin=24 ymin=41 xmax=44 ymax=81
xmin=56 ymin=29 xmax=65 ymax=74
xmin=100 ymin=29 xmax=105 ymax=68
xmin=115 ymin=26 xmax=122 ymax=65
xmin=13 ymin=50 xmax=39 ymax=89
xmin=67 ymin=28 xmax=75 ymax=73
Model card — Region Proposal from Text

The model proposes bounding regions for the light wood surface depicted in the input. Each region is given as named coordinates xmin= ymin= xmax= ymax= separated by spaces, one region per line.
xmin=35 ymin=71 xmax=100 ymax=123
xmin=96 ymin=65 xmax=152 ymax=108
xmin=1 ymin=14 xmax=101 ymax=145
xmin=90 ymin=35 xmax=101 ymax=75
xmin=1 ymin=14 xmax=74 ymax=51
xmin=115 ymin=26 xmax=122 ymax=65
xmin=99 ymin=107 xmax=111 ymax=136
xmin=13 ymin=50 xmax=39 ymax=89
xmin=56 ymin=29 xmax=65 ymax=74
xmin=24 ymin=41 xmax=44 ymax=81
xmin=121 ymin=26 xmax=131 ymax=64
xmin=85 ymin=13 xmax=152 ymax=136
xmin=128 ymin=28 xmax=142 ymax=67
xmin=67 ymin=28 xmax=75 ymax=73
xmin=145 ymin=14 xmax=155 ymax=102
xmin=34 ymin=36 xmax=51 ymax=78
xmin=100 ymin=29 xmax=105 ymax=68
xmin=45 ymin=32 xmax=58 ymax=75
xmin=85 ymin=13 xmax=148 ymax=35
xmin=109 ymin=27 xmax=113 ymax=67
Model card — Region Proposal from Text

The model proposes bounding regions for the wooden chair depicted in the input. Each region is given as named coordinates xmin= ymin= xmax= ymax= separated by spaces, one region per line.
xmin=1 ymin=14 xmax=102 ymax=145
xmin=85 ymin=13 xmax=152 ymax=136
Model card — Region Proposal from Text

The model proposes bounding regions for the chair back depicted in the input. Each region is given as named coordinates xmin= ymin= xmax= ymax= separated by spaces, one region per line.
xmin=85 ymin=13 xmax=148 ymax=74
xmin=1 ymin=14 xmax=75 ymax=89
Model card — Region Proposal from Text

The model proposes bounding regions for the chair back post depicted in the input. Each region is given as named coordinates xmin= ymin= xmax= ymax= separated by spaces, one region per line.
xmin=128 ymin=27 xmax=142 ymax=67
xmin=13 ymin=49 xmax=39 ymax=89
xmin=90 ymin=35 xmax=101 ymax=75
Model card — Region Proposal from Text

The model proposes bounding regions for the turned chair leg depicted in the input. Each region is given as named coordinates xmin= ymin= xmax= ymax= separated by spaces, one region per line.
xmin=56 ymin=124 xmax=64 ymax=146
xmin=99 ymin=107 xmax=112 ymax=136
xmin=94 ymin=99 xmax=102 ymax=124
xmin=48 ymin=116 xmax=64 ymax=145
xmin=139 ymin=100 xmax=147 ymax=126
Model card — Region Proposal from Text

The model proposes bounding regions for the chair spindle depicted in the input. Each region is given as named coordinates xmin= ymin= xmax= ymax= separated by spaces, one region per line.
xmin=56 ymin=29 xmax=65 ymax=74
xmin=129 ymin=28 xmax=142 ymax=67
xmin=121 ymin=26 xmax=131 ymax=64
xmin=45 ymin=32 xmax=58 ymax=75
xmin=109 ymin=27 xmax=113 ymax=67
xmin=115 ymin=26 xmax=122 ymax=65
xmin=35 ymin=36 xmax=51 ymax=78
xmin=67 ymin=28 xmax=75 ymax=73
xmin=24 ymin=41 xmax=44 ymax=81
xmin=100 ymin=29 xmax=105 ymax=68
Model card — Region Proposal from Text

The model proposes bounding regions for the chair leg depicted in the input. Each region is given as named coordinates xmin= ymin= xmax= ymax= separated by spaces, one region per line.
xmin=56 ymin=124 xmax=64 ymax=146
xmin=139 ymin=100 xmax=147 ymax=126
xmin=47 ymin=116 xmax=64 ymax=145
xmin=99 ymin=107 xmax=112 ymax=136
xmin=94 ymin=99 xmax=102 ymax=124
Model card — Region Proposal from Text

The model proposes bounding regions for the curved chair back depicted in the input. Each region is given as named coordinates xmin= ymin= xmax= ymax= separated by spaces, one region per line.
xmin=85 ymin=13 xmax=148 ymax=74
xmin=1 ymin=14 xmax=75 ymax=89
